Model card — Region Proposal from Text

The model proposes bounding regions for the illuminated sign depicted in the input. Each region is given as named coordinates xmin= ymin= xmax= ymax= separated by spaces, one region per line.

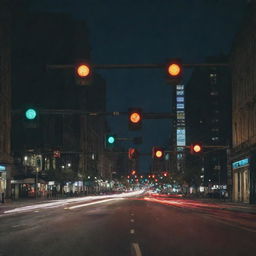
xmin=177 ymin=97 xmax=184 ymax=102
xmin=177 ymin=128 xmax=186 ymax=146
xmin=232 ymin=158 xmax=249 ymax=169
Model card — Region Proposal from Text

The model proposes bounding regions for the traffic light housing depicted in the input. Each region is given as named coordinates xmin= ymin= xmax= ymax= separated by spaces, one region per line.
xmin=75 ymin=62 xmax=92 ymax=86
xmin=128 ymin=148 xmax=138 ymax=159
xmin=166 ymin=60 xmax=183 ymax=85
xmin=152 ymin=147 xmax=164 ymax=160
xmin=190 ymin=143 xmax=203 ymax=155
xmin=105 ymin=134 xmax=116 ymax=148
xmin=23 ymin=107 xmax=39 ymax=128
xmin=128 ymin=108 xmax=142 ymax=130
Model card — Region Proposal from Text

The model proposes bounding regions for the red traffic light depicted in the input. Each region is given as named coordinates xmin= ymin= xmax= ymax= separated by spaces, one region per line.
xmin=131 ymin=170 xmax=136 ymax=175
xmin=152 ymin=147 xmax=164 ymax=159
xmin=166 ymin=60 xmax=182 ymax=85
xmin=76 ymin=64 xmax=91 ymax=78
xmin=128 ymin=148 xmax=138 ymax=159
xmin=190 ymin=143 xmax=202 ymax=154
xmin=130 ymin=112 xmax=141 ymax=124
xmin=163 ymin=172 xmax=168 ymax=177
xmin=168 ymin=63 xmax=181 ymax=77
xmin=128 ymin=108 xmax=142 ymax=130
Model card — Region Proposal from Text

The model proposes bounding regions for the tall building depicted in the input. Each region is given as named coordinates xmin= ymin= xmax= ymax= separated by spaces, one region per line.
xmin=230 ymin=2 xmax=256 ymax=203
xmin=185 ymin=56 xmax=231 ymax=194
xmin=0 ymin=0 xmax=12 ymax=200
xmin=11 ymin=10 xmax=108 ymax=198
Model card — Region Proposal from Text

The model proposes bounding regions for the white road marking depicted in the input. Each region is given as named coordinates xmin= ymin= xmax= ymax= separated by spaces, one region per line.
xmin=131 ymin=219 xmax=135 ymax=222
xmin=34 ymin=210 xmax=39 ymax=213
xmin=130 ymin=213 xmax=134 ymax=216
xmin=131 ymin=243 xmax=142 ymax=256
xmin=130 ymin=229 xmax=135 ymax=234
xmin=68 ymin=198 xmax=122 ymax=209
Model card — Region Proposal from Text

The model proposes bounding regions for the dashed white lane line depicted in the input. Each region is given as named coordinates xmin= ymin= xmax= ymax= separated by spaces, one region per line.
xmin=130 ymin=213 xmax=134 ymax=216
xmin=34 ymin=210 xmax=39 ymax=213
xmin=131 ymin=243 xmax=142 ymax=256
xmin=130 ymin=219 xmax=135 ymax=223
xmin=130 ymin=229 xmax=135 ymax=234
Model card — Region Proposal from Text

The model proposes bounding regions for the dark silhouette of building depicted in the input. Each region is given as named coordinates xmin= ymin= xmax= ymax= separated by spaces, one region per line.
xmin=185 ymin=56 xmax=231 ymax=194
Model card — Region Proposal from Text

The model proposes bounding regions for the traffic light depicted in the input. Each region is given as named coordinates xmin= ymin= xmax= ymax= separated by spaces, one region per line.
xmin=190 ymin=143 xmax=203 ymax=155
xmin=75 ymin=62 xmax=92 ymax=85
xmin=128 ymin=148 xmax=138 ymax=159
xmin=131 ymin=170 xmax=136 ymax=175
xmin=105 ymin=134 xmax=116 ymax=148
xmin=166 ymin=60 xmax=182 ymax=85
xmin=25 ymin=108 xmax=37 ymax=120
xmin=53 ymin=150 xmax=61 ymax=158
xmin=128 ymin=108 xmax=142 ymax=130
xmin=152 ymin=147 xmax=164 ymax=159
xmin=24 ymin=107 xmax=39 ymax=128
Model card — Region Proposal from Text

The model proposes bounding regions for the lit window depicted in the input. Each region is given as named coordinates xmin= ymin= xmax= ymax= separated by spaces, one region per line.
xmin=177 ymin=103 xmax=184 ymax=109
xmin=177 ymin=90 xmax=184 ymax=96
xmin=210 ymin=91 xmax=218 ymax=96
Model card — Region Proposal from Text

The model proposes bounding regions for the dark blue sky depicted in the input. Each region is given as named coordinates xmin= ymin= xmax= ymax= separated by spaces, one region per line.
xmin=32 ymin=0 xmax=247 ymax=172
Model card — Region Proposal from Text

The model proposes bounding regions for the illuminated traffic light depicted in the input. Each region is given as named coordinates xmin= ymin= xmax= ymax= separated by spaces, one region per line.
xmin=190 ymin=143 xmax=203 ymax=155
xmin=131 ymin=170 xmax=136 ymax=175
xmin=152 ymin=147 xmax=164 ymax=159
xmin=128 ymin=148 xmax=138 ymax=159
xmin=23 ymin=107 xmax=39 ymax=128
xmin=25 ymin=108 xmax=37 ymax=120
xmin=167 ymin=60 xmax=182 ymax=85
xmin=163 ymin=172 xmax=168 ymax=177
xmin=75 ymin=62 xmax=92 ymax=85
xmin=105 ymin=134 xmax=116 ymax=148
xmin=128 ymin=108 xmax=142 ymax=130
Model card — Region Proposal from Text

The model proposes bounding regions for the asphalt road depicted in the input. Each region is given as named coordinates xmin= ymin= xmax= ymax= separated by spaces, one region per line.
xmin=0 ymin=194 xmax=256 ymax=256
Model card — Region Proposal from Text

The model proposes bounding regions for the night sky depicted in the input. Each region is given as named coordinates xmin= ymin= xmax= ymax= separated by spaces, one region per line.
xmin=31 ymin=0 xmax=247 ymax=173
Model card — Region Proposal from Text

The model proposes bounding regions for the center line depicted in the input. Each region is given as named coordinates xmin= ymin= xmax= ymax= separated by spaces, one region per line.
xmin=130 ymin=229 xmax=135 ymax=234
xmin=130 ymin=219 xmax=135 ymax=222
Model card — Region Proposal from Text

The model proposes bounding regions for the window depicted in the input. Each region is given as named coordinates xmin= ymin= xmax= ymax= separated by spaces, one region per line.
xmin=177 ymin=97 xmax=184 ymax=102
xmin=177 ymin=90 xmax=184 ymax=96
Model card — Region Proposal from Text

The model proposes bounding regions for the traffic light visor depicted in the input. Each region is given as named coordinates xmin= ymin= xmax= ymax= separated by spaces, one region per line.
xmin=168 ymin=63 xmax=181 ymax=77
xmin=77 ymin=64 xmax=90 ymax=77
xmin=130 ymin=112 xmax=141 ymax=123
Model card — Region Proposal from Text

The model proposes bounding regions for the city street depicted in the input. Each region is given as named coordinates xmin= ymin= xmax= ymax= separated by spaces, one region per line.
xmin=1 ymin=193 xmax=256 ymax=256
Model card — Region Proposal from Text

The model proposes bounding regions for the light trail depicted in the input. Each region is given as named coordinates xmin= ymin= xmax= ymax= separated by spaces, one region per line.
xmin=3 ymin=190 xmax=145 ymax=214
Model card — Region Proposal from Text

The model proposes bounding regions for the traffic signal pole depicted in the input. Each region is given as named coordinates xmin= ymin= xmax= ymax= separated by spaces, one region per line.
xmin=47 ymin=63 xmax=229 ymax=70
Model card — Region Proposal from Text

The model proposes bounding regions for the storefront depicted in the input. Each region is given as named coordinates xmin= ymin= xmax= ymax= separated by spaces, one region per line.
xmin=232 ymin=158 xmax=250 ymax=203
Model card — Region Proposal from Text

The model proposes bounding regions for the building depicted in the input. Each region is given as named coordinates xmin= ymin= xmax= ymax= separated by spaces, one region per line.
xmin=185 ymin=56 xmax=231 ymax=195
xmin=230 ymin=2 xmax=256 ymax=204
xmin=0 ymin=0 xmax=12 ymax=200
xmin=11 ymin=10 xmax=108 ymax=198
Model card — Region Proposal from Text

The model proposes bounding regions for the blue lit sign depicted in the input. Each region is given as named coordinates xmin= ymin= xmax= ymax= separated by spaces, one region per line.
xmin=0 ymin=165 xmax=6 ymax=172
xmin=232 ymin=158 xmax=249 ymax=169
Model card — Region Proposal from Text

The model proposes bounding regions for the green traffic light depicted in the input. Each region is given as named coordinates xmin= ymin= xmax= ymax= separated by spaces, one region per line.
xmin=25 ymin=108 xmax=37 ymax=120
xmin=108 ymin=136 xmax=115 ymax=144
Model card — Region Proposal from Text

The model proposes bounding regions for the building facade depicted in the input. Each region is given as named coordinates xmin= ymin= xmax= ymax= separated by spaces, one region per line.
xmin=231 ymin=2 xmax=256 ymax=203
xmin=185 ymin=56 xmax=231 ymax=195
xmin=0 ymin=0 xmax=12 ymax=200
